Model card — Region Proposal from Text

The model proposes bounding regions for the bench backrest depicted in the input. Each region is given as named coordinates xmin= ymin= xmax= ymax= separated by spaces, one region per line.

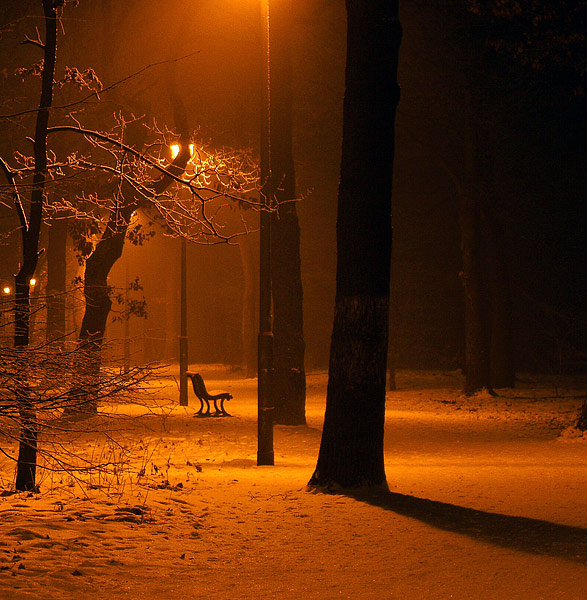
xmin=191 ymin=373 xmax=208 ymax=399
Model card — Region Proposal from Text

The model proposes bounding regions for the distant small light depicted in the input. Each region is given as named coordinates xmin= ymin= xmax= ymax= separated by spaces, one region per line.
xmin=2 ymin=286 xmax=10 ymax=295
xmin=29 ymin=278 xmax=37 ymax=287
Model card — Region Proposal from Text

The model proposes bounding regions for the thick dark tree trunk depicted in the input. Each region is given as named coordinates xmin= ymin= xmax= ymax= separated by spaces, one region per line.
xmin=476 ymin=122 xmax=515 ymax=389
xmin=310 ymin=0 xmax=401 ymax=489
xmin=13 ymin=0 xmax=58 ymax=491
xmin=269 ymin=0 xmax=306 ymax=426
xmin=46 ymin=218 xmax=68 ymax=346
xmin=482 ymin=209 xmax=515 ymax=389
xmin=460 ymin=89 xmax=491 ymax=396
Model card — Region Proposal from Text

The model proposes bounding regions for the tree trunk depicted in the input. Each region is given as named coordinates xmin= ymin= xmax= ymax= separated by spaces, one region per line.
xmin=66 ymin=63 xmax=191 ymax=414
xmin=477 ymin=122 xmax=515 ymax=389
xmin=460 ymin=89 xmax=491 ymax=396
xmin=482 ymin=208 xmax=515 ymax=388
xmin=13 ymin=0 xmax=57 ymax=492
xmin=310 ymin=0 xmax=401 ymax=489
xmin=269 ymin=0 xmax=306 ymax=426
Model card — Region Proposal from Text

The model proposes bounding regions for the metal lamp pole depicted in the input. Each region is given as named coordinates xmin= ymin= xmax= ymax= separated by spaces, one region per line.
xmin=179 ymin=236 xmax=188 ymax=406
xmin=257 ymin=0 xmax=274 ymax=465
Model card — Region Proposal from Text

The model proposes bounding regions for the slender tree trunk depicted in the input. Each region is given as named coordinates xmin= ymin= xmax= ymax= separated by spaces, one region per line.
xmin=14 ymin=0 xmax=57 ymax=491
xmin=269 ymin=0 xmax=306 ymax=425
xmin=310 ymin=0 xmax=401 ymax=489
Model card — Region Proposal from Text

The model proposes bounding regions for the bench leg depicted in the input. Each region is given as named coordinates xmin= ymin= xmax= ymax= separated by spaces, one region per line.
xmin=219 ymin=398 xmax=231 ymax=417
xmin=195 ymin=398 xmax=211 ymax=417
xmin=213 ymin=398 xmax=228 ymax=416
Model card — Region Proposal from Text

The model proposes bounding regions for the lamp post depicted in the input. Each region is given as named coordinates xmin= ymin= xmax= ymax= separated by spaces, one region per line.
xmin=257 ymin=0 xmax=274 ymax=466
xmin=179 ymin=235 xmax=188 ymax=406
xmin=170 ymin=143 xmax=190 ymax=407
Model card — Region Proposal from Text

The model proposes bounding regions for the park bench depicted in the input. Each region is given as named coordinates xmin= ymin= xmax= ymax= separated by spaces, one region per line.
xmin=186 ymin=372 xmax=232 ymax=417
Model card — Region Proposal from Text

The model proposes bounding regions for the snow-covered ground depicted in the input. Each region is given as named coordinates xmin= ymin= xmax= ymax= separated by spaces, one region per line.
xmin=1 ymin=369 xmax=585 ymax=600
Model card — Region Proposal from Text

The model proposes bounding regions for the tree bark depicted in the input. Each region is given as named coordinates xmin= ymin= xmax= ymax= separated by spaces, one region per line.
xmin=460 ymin=88 xmax=491 ymax=396
xmin=477 ymin=122 xmax=515 ymax=389
xmin=14 ymin=0 xmax=57 ymax=492
xmin=269 ymin=0 xmax=306 ymax=425
xmin=482 ymin=208 xmax=515 ymax=388
xmin=310 ymin=0 xmax=401 ymax=489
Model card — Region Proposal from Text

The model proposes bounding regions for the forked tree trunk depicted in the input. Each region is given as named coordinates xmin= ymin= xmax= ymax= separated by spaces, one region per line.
xmin=68 ymin=210 xmax=131 ymax=415
xmin=70 ymin=155 xmax=188 ymax=413
xmin=310 ymin=0 xmax=401 ymax=489
xmin=66 ymin=63 xmax=191 ymax=414
xmin=269 ymin=0 xmax=306 ymax=425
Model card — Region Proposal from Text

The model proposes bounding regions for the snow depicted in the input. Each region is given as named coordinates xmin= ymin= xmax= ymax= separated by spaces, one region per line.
xmin=1 ymin=369 xmax=585 ymax=600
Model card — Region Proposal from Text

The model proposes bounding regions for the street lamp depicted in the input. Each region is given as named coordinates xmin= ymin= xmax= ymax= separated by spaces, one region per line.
xmin=171 ymin=143 xmax=195 ymax=159
xmin=257 ymin=0 xmax=274 ymax=466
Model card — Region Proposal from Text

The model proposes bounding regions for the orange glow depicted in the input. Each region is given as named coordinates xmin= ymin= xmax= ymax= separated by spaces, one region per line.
xmin=30 ymin=278 xmax=37 ymax=287
xmin=2 ymin=286 xmax=10 ymax=295
xmin=170 ymin=144 xmax=195 ymax=160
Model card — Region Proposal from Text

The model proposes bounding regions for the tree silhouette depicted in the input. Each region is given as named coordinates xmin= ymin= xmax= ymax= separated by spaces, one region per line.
xmin=310 ymin=0 xmax=402 ymax=489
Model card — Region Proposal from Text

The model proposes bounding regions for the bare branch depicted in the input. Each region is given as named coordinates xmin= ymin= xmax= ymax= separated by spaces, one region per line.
xmin=22 ymin=27 xmax=45 ymax=50
xmin=0 ymin=52 xmax=201 ymax=121
xmin=0 ymin=156 xmax=28 ymax=238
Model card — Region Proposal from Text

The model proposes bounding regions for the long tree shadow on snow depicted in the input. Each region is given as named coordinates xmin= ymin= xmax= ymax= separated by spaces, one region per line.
xmin=346 ymin=489 xmax=587 ymax=564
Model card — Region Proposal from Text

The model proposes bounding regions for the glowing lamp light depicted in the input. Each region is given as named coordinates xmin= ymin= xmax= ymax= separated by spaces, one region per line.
xmin=29 ymin=278 xmax=37 ymax=287
xmin=170 ymin=143 xmax=195 ymax=159
xmin=2 ymin=286 xmax=10 ymax=295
